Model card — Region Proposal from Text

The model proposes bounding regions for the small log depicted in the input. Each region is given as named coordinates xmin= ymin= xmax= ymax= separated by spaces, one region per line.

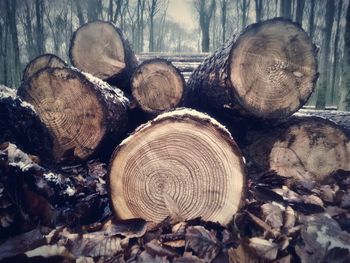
xmin=108 ymin=108 xmax=245 ymax=225
xmin=131 ymin=59 xmax=185 ymax=114
xmin=0 ymin=85 xmax=53 ymax=162
xmin=243 ymin=116 xmax=350 ymax=182
xmin=17 ymin=67 xmax=129 ymax=163
xmin=22 ymin=54 xmax=67 ymax=82
xmin=69 ymin=21 xmax=137 ymax=91
xmin=185 ymin=18 xmax=318 ymax=121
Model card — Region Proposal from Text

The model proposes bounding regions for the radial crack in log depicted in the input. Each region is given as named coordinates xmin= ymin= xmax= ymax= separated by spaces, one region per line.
xmin=108 ymin=108 xmax=245 ymax=225
xmin=131 ymin=59 xmax=185 ymax=114
xmin=22 ymin=54 xmax=67 ymax=82
xmin=69 ymin=21 xmax=137 ymax=91
xmin=186 ymin=18 xmax=318 ymax=121
xmin=18 ymin=67 xmax=129 ymax=163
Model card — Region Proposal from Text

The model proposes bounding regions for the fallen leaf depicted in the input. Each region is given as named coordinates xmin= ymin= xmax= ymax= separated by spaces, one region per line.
xmin=248 ymin=237 xmax=279 ymax=261
xmin=186 ymin=226 xmax=221 ymax=262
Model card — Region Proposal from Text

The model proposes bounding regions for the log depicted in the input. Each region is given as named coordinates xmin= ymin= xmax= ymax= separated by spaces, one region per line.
xmin=185 ymin=18 xmax=318 ymax=121
xmin=17 ymin=67 xmax=129 ymax=163
xmin=69 ymin=21 xmax=137 ymax=91
xmin=0 ymin=85 xmax=53 ymax=162
xmin=108 ymin=108 xmax=245 ymax=225
xmin=22 ymin=54 xmax=67 ymax=82
xmin=243 ymin=116 xmax=350 ymax=182
xmin=131 ymin=59 xmax=185 ymax=114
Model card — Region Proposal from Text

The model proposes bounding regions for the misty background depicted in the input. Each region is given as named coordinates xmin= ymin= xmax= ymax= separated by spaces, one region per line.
xmin=0 ymin=0 xmax=349 ymax=109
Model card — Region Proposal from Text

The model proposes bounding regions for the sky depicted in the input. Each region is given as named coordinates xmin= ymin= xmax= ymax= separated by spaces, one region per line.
xmin=167 ymin=0 xmax=197 ymax=31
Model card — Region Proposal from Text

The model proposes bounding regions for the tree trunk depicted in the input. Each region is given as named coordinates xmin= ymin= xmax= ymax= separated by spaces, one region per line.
xmin=131 ymin=59 xmax=185 ymax=114
xmin=35 ymin=0 xmax=45 ymax=55
xmin=308 ymin=0 xmax=315 ymax=39
xmin=149 ymin=15 xmax=154 ymax=52
xmin=255 ymin=0 xmax=263 ymax=22
xmin=331 ymin=0 xmax=343 ymax=106
xmin=22 ymin=54 xmax=67 ymax=82
xmin=0 ymin=85 xmax=53 ymax=162
xmin=295 ymin=0 xmax=305 ymax=25
xmin=201 ymin=21 xmax=210 ymax=52
xmin=75 ymin=0 xmax=86 ymax=26
xmin=185 ymin=18 xmax=318 ymax=121
xmin=221 ymin=0 xmax=227 ymax=42
xmin=108 ymin=108 xmax=245 ymax=225
xmin=316 ymin=0 xmax=335 ymax=109
xmin=242 ymin=116 xmax=350 ymax=182
xmin=280 ymin=0 xmax=292 ymax=19
xmin=69 ymin=21 xmax=137 ymax=92
xmin=17 ymin=67 xmax=129 ymax=163
xmin=339 ymin=2 xmax=350 ymax=111
xmin=5 ymin=0 xmax=21 ymax=88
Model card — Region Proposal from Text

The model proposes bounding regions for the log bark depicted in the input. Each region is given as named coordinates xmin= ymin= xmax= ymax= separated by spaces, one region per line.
xmin=69 ymin=21 xmax=137 ymax=92
xmin=0 ymin=85 xmax=53 ymax=162
xmin=131 ymin=59 xmax=185 ymax=114
xmin=242 ymin=116 xmax=350 ymax=182
xmin=185 ymin=18 xmax=318 ymax=121
xmin=17 ymin=67 xmax=129 ymax=163
xmin=108 ymin=108 xmax=245 ymax=225
xmin=22 ymin=53 xmax=67 ymax=82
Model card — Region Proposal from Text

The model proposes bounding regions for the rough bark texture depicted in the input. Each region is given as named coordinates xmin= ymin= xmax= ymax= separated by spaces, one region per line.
xmin=185 ymin=18 xmax=318 ymax=122
xmin=17 ymin=67 xmax=129 ymax=163
xmin=131 ymin=58 xmax=185 ymax=114
xmin=0 ymin=85 xmax=53 ymax=162
xmin=108 ymin=108 xmax=245 ymax=226
xmin=242 ymin=116 xmax=350 ymax=182
xmin=69 ymin=21 xmax=137 ymax=92
xmin=22 ymin=53 xmax=67 ymax=82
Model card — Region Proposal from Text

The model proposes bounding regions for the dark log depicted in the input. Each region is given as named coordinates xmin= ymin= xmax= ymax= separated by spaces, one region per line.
xmin=18 ymin=67 xmax=129 ymax=163
xmin=0 ymin=85 xmax=53 ymax=162
xmin=22 ymin=53 xmax=67 ymax=82
xmin=242 ymin=116 xmax=350 ymax=182
xmin=108 ymin=108 xmax=245 ymax=225
xmin=69 ymin=21 xmax=137 ymax=92
xmin=185 ymin=18 xmax=318 ymax=121
xmin=131 ymin=59 xmax=185 ymax=114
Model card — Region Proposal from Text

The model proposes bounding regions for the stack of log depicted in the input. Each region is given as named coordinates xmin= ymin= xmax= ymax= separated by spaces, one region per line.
xmin=0 ymin=18 xmax=349 ymax=262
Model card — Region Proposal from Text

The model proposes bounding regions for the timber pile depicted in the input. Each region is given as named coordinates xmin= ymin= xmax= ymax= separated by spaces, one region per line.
xmin=0 ymin=18 xmax=350 ymax=262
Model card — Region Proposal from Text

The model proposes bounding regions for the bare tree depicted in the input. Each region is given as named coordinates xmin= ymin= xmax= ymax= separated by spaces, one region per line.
xmin=280 ymin=0 xmax=291 ymax=19
xmin=240 ymin=0 xmax=250 ymax=29
xmin=35 ymin=0 xmax=45 ymax=55
xmin=194 ymin=0 xmax=216 ymax=52
xmin=255 ymin=0 xmax=263 ymax=22
xmin=308 ymin=0 xmax=316 ymax=39
xmin=316 ymin=0 xmax=335 ymax=109
xmin=330 ymin=0 xmax=343 ymax=105
xmin=339 ymin=1 xmax=350 ymax=110
xmin=295 ymin=0 xmax=305 ymax=25
xmin=220 ymin=0 xmax=228 ymax=42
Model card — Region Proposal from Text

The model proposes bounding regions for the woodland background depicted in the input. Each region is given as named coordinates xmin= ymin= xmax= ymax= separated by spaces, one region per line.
xmin=1 ymin=0 xmax=350 ymax=110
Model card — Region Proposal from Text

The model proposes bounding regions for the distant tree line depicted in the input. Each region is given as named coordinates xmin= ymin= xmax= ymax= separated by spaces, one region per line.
xmin=0 ymin=0 xmax=350 ymax=110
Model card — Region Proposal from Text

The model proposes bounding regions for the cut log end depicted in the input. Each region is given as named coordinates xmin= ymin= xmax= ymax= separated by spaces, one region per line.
xmin=70 ymin=21 xmax=126 ymax=80
xmin=22 ymin=54 xmax=67 ymax=82
xmin=109 ymin=108 xmax=245 ymax=225
xmin=229 ymin=18 xmax=317 ymax=119
xmin=18 ymin=68 xmax=109 ymax=163
xmin=131 ymin=59 xmax=185 ymax=114
xmin=269 ymin=117 xmax=350 ymax=182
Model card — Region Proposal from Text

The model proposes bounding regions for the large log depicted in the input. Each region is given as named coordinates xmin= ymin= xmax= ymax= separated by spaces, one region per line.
xmin=17 ymin=68 xmax=129 ymax=163
xmin=131 ymin=59 xmax=185 ymax=114
xmin=0 ymin=85 xmax=53 ymax=162
xmin=22 ymin=54 xmax=67 ymax=82
xmin=185 ymin=18 xmax=318 ymax=121
xmin=243 ymin=116 xmax=350 ymax=182
xmin=108 ymin=108 xmax=245 ymax=225
xmin=69 ymin=21 xmax=137 ymax=91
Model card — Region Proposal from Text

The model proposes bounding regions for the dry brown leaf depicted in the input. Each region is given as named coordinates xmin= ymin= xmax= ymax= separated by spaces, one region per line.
xmin=248 ymin=237 xmax=279 ymax=261
xmin=228 ymin=244 xmax=259 ymax=263
xmin=186 ymin=226 xmax=221 ymax=263
xmin=261 ymin=203 xmax=283 ymax=229
xmin=173 ymin=252 xmax=205 ymax=263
